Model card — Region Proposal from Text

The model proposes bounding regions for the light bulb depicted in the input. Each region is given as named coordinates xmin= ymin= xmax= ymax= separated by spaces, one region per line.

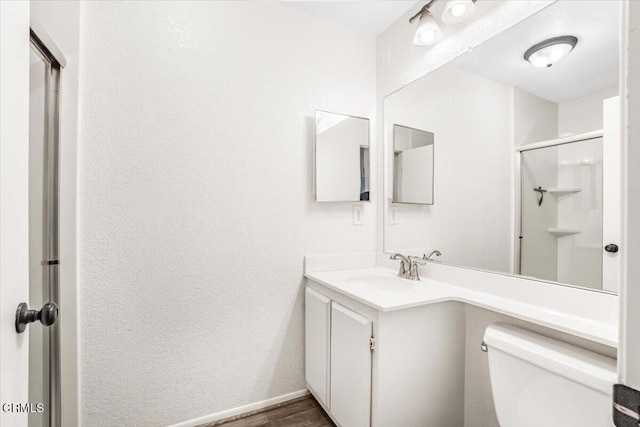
xmin=451 ymin=4 xmax=467 ymax=17
xmin=441 ymin=0 xmax=476 ymax=24
xmin=413 ymin=14 xmax=443 ymax=47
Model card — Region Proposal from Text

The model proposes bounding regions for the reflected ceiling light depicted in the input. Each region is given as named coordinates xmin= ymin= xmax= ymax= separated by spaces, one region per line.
xmin=413 ymin=13 xmax=443 ymax=47
xmin=441 ymin=0 xmax=476 ymax=24
xmin=524 ymin=35 xmax=578 ymax=68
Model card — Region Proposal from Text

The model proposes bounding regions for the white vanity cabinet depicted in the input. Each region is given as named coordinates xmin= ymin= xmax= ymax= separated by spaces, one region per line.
xmin=305 ymin=283 xmax=466 ymax=427
xmin=305 ymin=287 xmax=372 ymax=427
xmin=330 ymin=302 xmax=372 ymax=427
xmin=305 ymin=288 xmax=332 ymax=406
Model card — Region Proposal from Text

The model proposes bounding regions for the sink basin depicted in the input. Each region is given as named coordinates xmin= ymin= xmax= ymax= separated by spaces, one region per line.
xmin=345 ymin=275 xmax=414 ymax=292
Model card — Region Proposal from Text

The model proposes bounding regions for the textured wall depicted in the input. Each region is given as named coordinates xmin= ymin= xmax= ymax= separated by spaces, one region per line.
xmin=77 ymin=2 xmax=375 ymax=425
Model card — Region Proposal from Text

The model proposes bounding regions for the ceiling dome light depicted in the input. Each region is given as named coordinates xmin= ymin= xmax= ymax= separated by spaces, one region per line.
xmin=524 ymin=35 xmax=578 ymax=68
xmin=441 ymin=0 xmax=476 ymax=24
xmin=413 ymin=13 xmax=443 ymax=47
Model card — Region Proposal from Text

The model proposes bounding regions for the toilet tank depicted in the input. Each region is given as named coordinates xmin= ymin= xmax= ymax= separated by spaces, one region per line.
xmin=484 ymin=324 xmax=617 ymax=427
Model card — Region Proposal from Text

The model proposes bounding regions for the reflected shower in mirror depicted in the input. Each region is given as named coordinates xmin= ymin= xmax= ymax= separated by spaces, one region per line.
xmin=520 ymin=138 xmax=604 ymax=290
xmin=383 ymin=0 xmax=621 ymax=293
xmin=315 ymin=110 xmax=370 ymax=202
xmin=393 ymin=125 xmax=434 ymax=205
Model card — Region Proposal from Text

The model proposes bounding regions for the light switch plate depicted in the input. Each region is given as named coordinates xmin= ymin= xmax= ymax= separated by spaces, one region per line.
xmin=353 ymin=205 xmax=364 ymax=225
xmin=389 ymin=206 xmax=398 ymax=225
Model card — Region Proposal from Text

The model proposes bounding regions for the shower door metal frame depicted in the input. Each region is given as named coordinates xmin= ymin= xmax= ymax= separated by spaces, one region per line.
xmin=30 ymin=21 xmax=65 ymax=427
xmin=513 ymin=129 xmax=604 ymax=276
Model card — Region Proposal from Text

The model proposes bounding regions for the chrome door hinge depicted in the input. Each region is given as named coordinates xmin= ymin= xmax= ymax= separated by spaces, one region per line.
xmin=369 ymin=337 xmax=375 ymax=351
xmin=614 ymin=384 xmax=640 ymax=427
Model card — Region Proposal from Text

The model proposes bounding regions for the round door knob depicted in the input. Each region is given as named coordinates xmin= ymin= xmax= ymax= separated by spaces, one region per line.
xmin=39 ymin=303 xmax=58 ymax=326
xmin=604 ymin=244 xmax=619 ymax=253
xmin=15 ymin=302 xmax=58 ymax=333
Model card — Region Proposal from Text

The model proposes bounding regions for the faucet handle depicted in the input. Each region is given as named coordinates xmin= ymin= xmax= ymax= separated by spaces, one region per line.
xmin=424 ymin=250 xmax=442 ymax=261
xmin=407 ymin=257 xmax=424 ymax=281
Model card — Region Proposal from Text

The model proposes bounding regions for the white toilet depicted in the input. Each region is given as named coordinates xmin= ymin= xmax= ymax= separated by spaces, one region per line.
xmin=484 ymin=324 xmax=617 ymax=427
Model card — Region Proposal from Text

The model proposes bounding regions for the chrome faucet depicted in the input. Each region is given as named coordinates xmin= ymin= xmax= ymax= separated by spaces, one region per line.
xmin=390 ymin=253 xmax=429 ymax=281
xmin=390 ymin=253 xmax=411 ymax=279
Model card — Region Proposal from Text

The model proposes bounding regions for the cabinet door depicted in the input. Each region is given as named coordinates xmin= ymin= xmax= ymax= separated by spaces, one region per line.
xmin=330 ymin=302 xmax=372 ymax=427
xmin=305 ymin=287 xmax=331 ymax=407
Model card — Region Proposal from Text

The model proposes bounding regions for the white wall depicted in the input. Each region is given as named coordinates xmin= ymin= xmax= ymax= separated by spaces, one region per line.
xmin=30 ymin=2 xmax=81 ymax=425
xmin=384 ymin=65 xmax=513 ymax=272
xmin=513 ymin=88 xmax=558 ymax=147
xmin=558 ymin=87 xmax=619 ymax=136
xmin=77 ymin=2 xmax=376 ymax=425
xmin=556 ymin=138 xmax=603 ymax=289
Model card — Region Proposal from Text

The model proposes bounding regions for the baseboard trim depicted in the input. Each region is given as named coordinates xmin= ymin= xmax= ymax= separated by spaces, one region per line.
xmin=168 ymin=389 xmax=310 ymax=427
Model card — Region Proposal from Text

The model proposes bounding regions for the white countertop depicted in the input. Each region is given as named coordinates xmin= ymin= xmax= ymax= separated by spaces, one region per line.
xmin=305 ymin=266 xmax=618 ymax=347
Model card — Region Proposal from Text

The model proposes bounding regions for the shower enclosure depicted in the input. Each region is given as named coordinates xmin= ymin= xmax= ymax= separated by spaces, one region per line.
xmin=518 ymin=133 xmax=608 ymax=291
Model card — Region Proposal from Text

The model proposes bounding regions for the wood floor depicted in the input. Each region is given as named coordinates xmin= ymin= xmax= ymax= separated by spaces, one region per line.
xmin=199 ymin=395 xmax=335 ymax=427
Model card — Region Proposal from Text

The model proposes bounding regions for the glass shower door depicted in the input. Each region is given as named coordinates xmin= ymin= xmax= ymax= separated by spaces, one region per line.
xmin=29 ymin=37 xmax=61 ymax=427
xmin=520 ymin=138 xmax=603 ymax=290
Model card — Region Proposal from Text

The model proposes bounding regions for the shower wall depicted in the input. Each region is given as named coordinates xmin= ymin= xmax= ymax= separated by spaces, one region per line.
xmin=556 ymin=139 xmax=603 ymax=288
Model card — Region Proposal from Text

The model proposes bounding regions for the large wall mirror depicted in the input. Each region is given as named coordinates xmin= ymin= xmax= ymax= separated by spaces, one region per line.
xmin=315 ymin=110 xmax=370 ymax=202
xmin=383 ymin=0 xmax=621 ymax=293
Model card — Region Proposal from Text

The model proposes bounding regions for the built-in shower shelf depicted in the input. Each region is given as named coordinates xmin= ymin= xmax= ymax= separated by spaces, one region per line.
xmin=547 ymin=228 xmax=582 ymax=236
xmin=547 ymin=188 xmax=582 ymax=196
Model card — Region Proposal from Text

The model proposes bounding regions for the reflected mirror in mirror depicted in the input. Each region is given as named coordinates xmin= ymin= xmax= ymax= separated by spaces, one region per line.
xmin=383 ymin=0 xmax=620 ymax=293
xmin=393 ymin=125 xmax=434 ymax=205
xmin=315 ymin=110 xmax=370 ymax=202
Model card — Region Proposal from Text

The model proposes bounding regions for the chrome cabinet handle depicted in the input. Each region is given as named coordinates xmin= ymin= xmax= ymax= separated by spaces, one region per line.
xmin=15 ymin=302 xmax=58 ymax=333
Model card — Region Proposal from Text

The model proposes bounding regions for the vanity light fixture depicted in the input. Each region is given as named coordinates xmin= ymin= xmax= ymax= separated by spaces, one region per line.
xmin=413 ymin=12 xmax=443 ymax=47
xmin=441 ymin=0 xmax=477 ymax=24
xmin=410 ymin=0 xmax=477 ymax=47
xmin=524 ymin=35 xmax=578 ymax=68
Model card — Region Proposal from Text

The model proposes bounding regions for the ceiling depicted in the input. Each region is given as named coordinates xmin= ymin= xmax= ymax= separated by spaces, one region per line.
xmin=453 ymin=0 xmax=620 ymax=104
xmin=279 ymin=0 xmax=418 ymax=36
